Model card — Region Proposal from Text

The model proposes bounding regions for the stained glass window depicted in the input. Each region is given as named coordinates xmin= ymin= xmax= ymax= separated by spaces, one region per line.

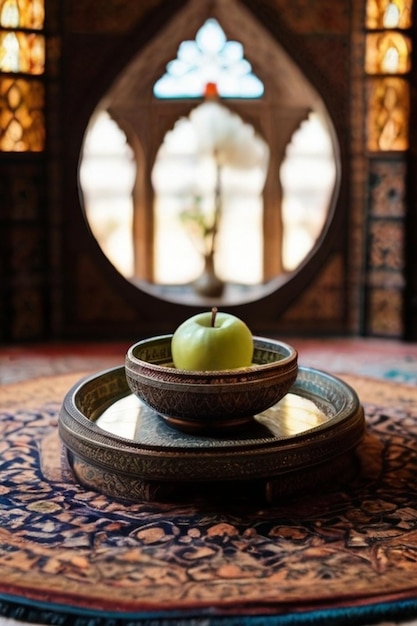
xmin=366 ymin=77 xmax=409 ymax=151
xmin=0 ymin=30 xmax=44 ymax=74
xmin=154 ymin=18 xmax=264 ymax=98
xmin=0 ymin=0 xmax=45 ymax=151
xmin=365 ymin=0 xmax=412 ymax=151
xmin=366 ymin=0 xmax=412 ymax=29
xmin=0 ymin=77 xmax=44 ymax=150
xmin=0 ymin=0 xmax=44 ymax=30
xmin=365 ymin=32 xmax=411 ymax=74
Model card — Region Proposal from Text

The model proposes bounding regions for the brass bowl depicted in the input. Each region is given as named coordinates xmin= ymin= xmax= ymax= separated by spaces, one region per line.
xmin=125 ymin=335 xmax=298 ymax=433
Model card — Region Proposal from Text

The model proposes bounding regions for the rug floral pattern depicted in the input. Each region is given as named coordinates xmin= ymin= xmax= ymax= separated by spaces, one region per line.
xmin=1 ymin=373 xmax=417 ymax=620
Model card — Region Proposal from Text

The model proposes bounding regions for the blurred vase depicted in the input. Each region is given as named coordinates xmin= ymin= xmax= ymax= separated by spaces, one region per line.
xmin=193 ymin=252 xmax=224 ymax=297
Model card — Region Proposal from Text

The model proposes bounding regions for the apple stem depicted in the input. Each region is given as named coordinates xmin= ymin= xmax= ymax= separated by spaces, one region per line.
xmin=211 ymin=306 xmax=218 ymax=327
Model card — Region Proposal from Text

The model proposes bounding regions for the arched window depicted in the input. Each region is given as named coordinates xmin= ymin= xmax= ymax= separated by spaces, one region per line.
xmin=152 ymin=90 xmax=269 ymax=285
xmin=79 ymin=8 xmax=339 ymax=305
xmin=80 ymin=112 xmax=136 ymax=278
xmin=280 ymin=113 xmax=337 ymax=271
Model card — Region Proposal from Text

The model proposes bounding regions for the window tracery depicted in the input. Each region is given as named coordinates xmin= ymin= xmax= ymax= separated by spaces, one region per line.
xmin=154 ymin=18 xmax=264 ymax=99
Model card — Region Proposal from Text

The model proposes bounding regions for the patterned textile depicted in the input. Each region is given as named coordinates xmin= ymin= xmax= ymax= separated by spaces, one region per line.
xmin=1 ymin=372 xmax=417 ymax=625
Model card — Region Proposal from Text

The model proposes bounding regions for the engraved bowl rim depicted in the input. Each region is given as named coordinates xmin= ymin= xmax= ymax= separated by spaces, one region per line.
xmin=125 ymin=334 xmax=298 ymax=381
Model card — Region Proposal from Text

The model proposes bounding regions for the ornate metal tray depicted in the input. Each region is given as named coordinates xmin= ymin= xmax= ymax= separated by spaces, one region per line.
xmin=59 ymin=366 xmax=365 ymax=504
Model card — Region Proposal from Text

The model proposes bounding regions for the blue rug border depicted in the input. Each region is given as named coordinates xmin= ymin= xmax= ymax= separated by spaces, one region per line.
xmin=1 ymin=593 xmax=417 ymax=626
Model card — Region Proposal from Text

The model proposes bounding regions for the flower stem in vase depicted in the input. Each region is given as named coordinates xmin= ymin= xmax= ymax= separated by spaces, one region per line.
xmin=193 ymin=155 xmax=225 ymax=297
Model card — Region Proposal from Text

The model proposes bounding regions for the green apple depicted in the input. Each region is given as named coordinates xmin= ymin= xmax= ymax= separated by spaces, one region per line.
xmin=171 ymin=307 xmax=254 ymax=371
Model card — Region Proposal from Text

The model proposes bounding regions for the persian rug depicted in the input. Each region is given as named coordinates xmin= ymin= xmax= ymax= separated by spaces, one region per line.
xmin=1 ymin=370 xmax=417 ymax=625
